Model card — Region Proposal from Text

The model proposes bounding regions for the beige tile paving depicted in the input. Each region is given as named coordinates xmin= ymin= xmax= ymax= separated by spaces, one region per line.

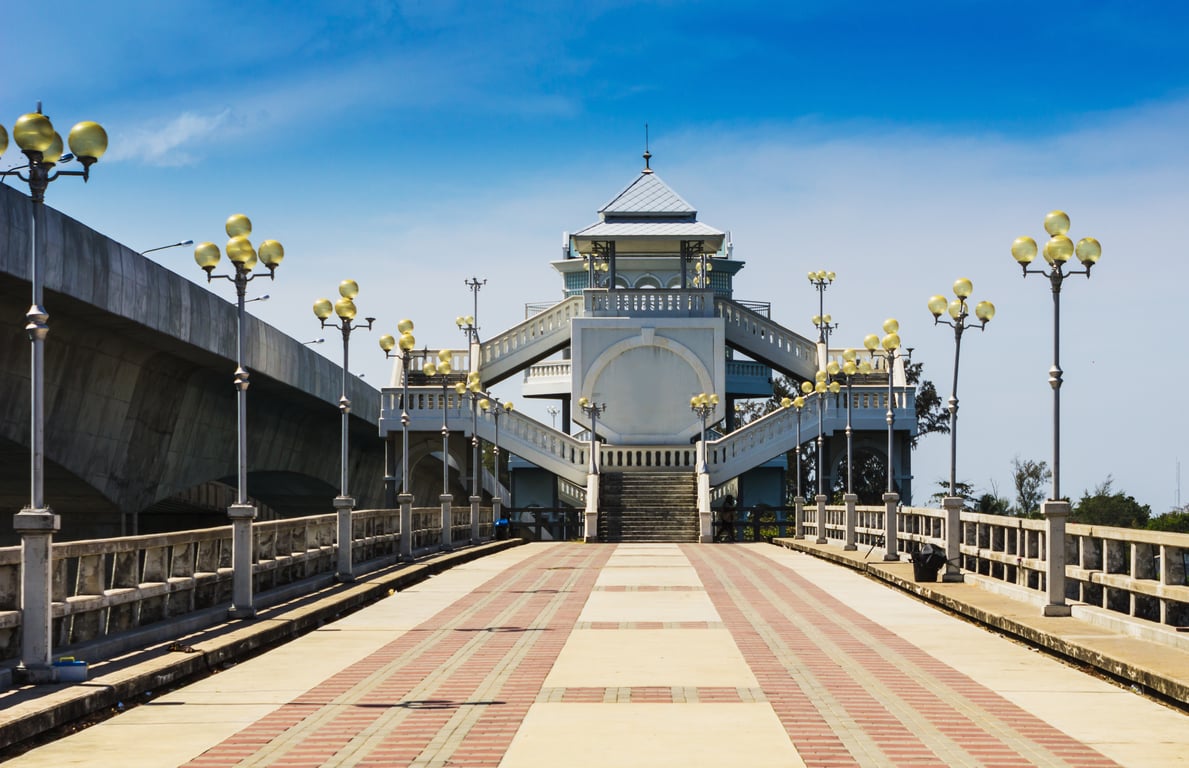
xmin=545 ymin=628 xmax=758 ymax=688
xmin=578 ymin=590 xmax=720 ymax=623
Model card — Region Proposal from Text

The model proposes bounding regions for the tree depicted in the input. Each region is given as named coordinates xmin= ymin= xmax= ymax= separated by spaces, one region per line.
xmin=975 ymin=492 xmax=1011 ymax=516
xmin=905 ymin=361 xmax=948 ymax=449
xmin=1148 ymin=510 xmax=1189 ymax=533
xmin=1011 ymin=457 xmax=1050 ymax=517
xmin=928 ymin=479 xmax=976 ymax=508
xmin=1072 ymin=477 xmax=1151 ymax=528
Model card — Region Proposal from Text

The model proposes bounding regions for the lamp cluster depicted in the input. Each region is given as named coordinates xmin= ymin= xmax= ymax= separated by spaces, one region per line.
xmin=928 ymin=278 xmax=994 ymax=328
xmin=1011 ymin=211 xmax=1101 ymax=276
xmin=194 ymin=214 xmax=285 ymax=279
xmin=1 ymin=108 xmax=108 ymax=183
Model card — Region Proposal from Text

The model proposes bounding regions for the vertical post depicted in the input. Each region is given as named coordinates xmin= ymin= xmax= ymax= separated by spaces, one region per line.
xmin=470 ymin=391 xmax=481 ymax=544
xmin=843 ymin=376 xmax=857 ymax=551
xmin=883 ymin=351 xmax=899 ymax=562
xmin=815 ymin=394 xmax=827 ymax=544
xmin=793 ymin=409 xmax=805 ymax=540
xmin=1043 ymin=276 xmax=1071 ymax=614
xmin=399 ymin=492 xmax=413 ymax=560
xmin=15 ymin=168 xmax=60 ymax=682
xmin=440 ymin=381 xmax=451 ymax=551
xmin=335 ymin=323 xmax=355 ymax=582
xmin=228 ymin=277 xmax=256 ymax=618
xmin=943 ymin=496 xmax=963 ymax=582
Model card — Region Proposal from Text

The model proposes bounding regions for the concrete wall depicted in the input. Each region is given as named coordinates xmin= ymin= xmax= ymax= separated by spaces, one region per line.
xmin=0 ymin=185 xmax=385 ymax=540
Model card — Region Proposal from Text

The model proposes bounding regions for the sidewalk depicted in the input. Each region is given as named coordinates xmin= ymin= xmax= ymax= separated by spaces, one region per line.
xmin=2 ymin=541 xmax=1187 ymax=766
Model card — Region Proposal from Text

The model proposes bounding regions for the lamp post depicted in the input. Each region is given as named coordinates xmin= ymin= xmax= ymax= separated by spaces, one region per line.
xmin=3 ymin=105 xmax=107 ymax=682
xmin=480 ymin=394 xmax=514 ymax=532
xmin=928 ymin=278 xmax=995 ymax=581
xmin=780 ymin=395 xmax=807 ymax=539
xmin=423 ymin=349 xmax=454 ymax=550
xmin=839 ymin=349 xmax=869 ymax=551
xmin=808 ymin=270 xmax=838 ymax=350
xmin=689 ymin=392 xmax=719 ymax=474
xmin=456 ymin=371 xmax=483 ymax=543
xmin=141 ymin=239 xmax=194 ymax=255
xmin=313 ymin=280 xmax=374 ymax=582
xmin=194 ymin=215 xmax=285 ymax=619
xmin=577 ymin=396 xmax=606 ymax=542
xmin=865 ymin=318 xmax=902 ymax=562
xmin=380 ymin=321 xmax=418 ymax=558
xmin=1012 ymin=210 xmax=1101 ymax=615
xmin=801 ymin=372 xmax=840 ymax=544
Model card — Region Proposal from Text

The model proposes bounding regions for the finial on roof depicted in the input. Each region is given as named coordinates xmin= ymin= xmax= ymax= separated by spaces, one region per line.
xmin=642 ymin=123 xmax=653 ymax=173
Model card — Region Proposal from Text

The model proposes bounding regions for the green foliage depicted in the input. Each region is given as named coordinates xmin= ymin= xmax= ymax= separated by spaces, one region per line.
xmin=928 ymin=479 xmax=976 ymax=507
xmin=974 ymin=492 xmax=1012 ymax=516
xmin=1072 ymin=477 xmax=1151 ymax=528
xmin=1147 ymin=510 xmax=1189 ymax=533
xmin=1011 ymin=457 xmax=1050 ymax=517
xmin=906 ymin=362 xmax=949 ymax=449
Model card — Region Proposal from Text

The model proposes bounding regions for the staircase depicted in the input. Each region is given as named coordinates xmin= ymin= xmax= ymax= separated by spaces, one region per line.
xmin=598 ymin=471 xmax=699 ymax=542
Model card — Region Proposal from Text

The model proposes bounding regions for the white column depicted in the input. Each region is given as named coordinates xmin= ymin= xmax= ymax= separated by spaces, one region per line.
xmin=584 ymin=473 xmax=600 ymax=542
xmin=399 ymin=493 xmax=413 ymax=560
xmin=942 ymin=496 xmax=963 ymax=582
xmin=882 ymin=492 xmax=899 ymax=561
xmin=14 ymin=510 xmax=58 ymax=682
xmin=793 ymin=496 xmax=805 ymax=539
xmin=440 ymin=494 xmax=453 ymax=550
xmin=227 ymin=503 xmax=256 ymax=619
xmin=815 ymin=495 xmax=828 ymax=544
xmin=470 ymin=495 xmax=481 ymax=544
xmin=843 ymin=493 xmax=857 ymax=551
xmin=1042 ymin=500 xmax=1072 ymax=616
xmin=697 ymin=471 xmax=712 ymax=543
xmin=334 ymin=495 xmax=355 ymax=582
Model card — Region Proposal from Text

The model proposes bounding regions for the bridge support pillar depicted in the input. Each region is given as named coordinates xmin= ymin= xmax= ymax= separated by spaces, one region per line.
xmin=399 ymin=494 xmax=413 ymax=560
xmin=1042 ymin=500 xmax=1072 ymax=616
xmin=882 ymin=492 xmax=899 ymax=562
xmin=584 ymin=473 xmax=599 ymax=542
xmin=14 ymin=508 xmax=59 ymax=683
xmin=814 ymin=495 xmax=828 ymax=544
xmin=227 ymin=503 xmax=257 ymax=619
xmin=793 ymin=496 xmax=805 ymax=539
xmin=843 ymin=494 xmax=857 ymax=551
xmin=698 ymin=472 xmax=712 ymax=543
xmin=335 ymin=495 xmax=356 ymax=583
xmin=440 ymin=495 xmax=453 ymax=551
xmin=470 ymin=495 xmax=481 ymax=544
xmin=942 ymin=496 xmax=964 ymax=582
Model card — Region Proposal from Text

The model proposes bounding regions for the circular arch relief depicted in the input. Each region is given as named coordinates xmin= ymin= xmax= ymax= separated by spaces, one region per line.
xmin=581 ymin=332 xmax=715 ymax=443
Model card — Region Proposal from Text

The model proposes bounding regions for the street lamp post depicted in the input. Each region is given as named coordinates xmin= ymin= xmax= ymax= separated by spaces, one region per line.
xmin=801 ymin=372 xmax=840 ymax=544
xmin=313 ymin=280 xmax=375 ymax=582
xmin=577 ymin=396 xmax=606 ymax=542
xmin=479 ymin=394 xmax=513 ymax=535
xmin=808 ymin=270 xmax=838 ymax=358
xmin=780 ymin=395 xmax=807 ymax=539
xmin=690 ymin=392 xmax=719 ymax=542
xmin=839 ymin=350 xmax=869 ymax=551
xmin=866 ymin=318 xmax=903 ymax=562
xmin=456 ymin=371 xmax=483 ymax=543
xmin=423 ymin=350 xmax=454 ymax=550
xmin=194 ymin=215 xmax=285 ymax=619
xmin=929 ymin=278 xmax=995 ymax=581
xmin=3 ymin=106 xmax=107 ymax=682
xmin=1012 ymin=210 xmax=1101 ymax=616
xmin=379 ymin=322 xmax=419 ymax=558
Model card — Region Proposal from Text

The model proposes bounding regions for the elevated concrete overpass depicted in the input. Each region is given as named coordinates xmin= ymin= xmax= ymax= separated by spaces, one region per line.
xmin=0 ymin=185 xmax=389 ymax=543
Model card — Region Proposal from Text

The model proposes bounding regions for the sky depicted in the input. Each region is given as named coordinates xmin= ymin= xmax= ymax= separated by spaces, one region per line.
xmin=3 ymin=0 xmax=1189 ymax=512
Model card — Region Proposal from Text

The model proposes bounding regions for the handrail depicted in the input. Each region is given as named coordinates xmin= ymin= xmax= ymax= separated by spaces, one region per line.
xmin=714 ymin=296 xmax=817 ymax=380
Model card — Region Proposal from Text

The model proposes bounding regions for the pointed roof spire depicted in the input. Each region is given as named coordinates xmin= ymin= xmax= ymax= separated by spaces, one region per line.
xmin=642 ymin=123 xmax=653 ymax=173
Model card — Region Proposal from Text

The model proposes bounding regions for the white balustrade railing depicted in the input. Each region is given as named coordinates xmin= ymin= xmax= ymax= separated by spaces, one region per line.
xmin=0 ymin=506 xmax=500 ymax=665
xmin=479 ymin=295 xmax=584 ymax=382
xmin=715 ymin=297 xmax=817 ymax=380
xmin=585 ymin=289 xmax=713 ymax=317
xmin=788 ymin=503 xmax=1189 ymax=640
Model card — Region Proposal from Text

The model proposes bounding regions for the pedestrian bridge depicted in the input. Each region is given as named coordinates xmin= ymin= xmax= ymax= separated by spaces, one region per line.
xmin=2 ymin=535 xmax=1187 ymax=766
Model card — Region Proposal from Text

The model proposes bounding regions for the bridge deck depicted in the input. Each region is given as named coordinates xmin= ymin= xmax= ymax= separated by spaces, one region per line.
xmin=3 ymin=542 xmax=1187 ymax=767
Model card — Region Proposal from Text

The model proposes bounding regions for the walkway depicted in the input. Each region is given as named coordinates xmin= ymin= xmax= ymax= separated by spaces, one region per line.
xmin=4 ymin=543 xmax=1187 ymax=767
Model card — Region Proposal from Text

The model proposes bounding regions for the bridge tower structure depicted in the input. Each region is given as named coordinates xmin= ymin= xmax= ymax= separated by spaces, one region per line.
xmin=379 ymin=154 xmax=917 ymax=542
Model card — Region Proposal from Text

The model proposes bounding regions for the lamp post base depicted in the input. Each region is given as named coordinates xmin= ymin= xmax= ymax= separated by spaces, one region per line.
xmin=334 ymin=495 xmax=356 ymax=583
xmin=814 ymin=494 xmax=828 ymax=544
xmin=1041 ymin=499 xmax=1072 ymax=617
xmin=227 ymin=503 xmax=257 ymax=620
xmin=14 ymin=507 xmax=60 ymax=682
xmin=398 ymin=493 xmax=413 ymax=560
xmin=469 ymin=495 xmax=481 ymax=544
xmin=842 ymin=493 xmax=858 ymax=550
xmin=882 ymin=492 xmax=900 ymax=561
xmin=793 ymin=496 xmax=805 ymax=540
xmin=440 ymin=494 xmax=453 ymax=551
xmin=942 ymin=496 xmax=964 ymax=582
xmin=584 ymin=473 xmax=600 ymax=542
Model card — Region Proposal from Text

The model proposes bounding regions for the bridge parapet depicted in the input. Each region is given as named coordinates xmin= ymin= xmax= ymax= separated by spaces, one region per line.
xmin=478 ymin=295 xmax=583 ymax=384
xmin=793 ymin=502 xmax=1189 ymax=643
xmin=0 ymin=505 xmax=494 ymax=664
xmin=715 ymin=297 xmax=817 ymax=380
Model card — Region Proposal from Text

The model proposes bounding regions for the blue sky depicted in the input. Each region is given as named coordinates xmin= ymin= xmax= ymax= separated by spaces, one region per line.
xmin=4 ymin=1 xmax=1189 ymax=512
